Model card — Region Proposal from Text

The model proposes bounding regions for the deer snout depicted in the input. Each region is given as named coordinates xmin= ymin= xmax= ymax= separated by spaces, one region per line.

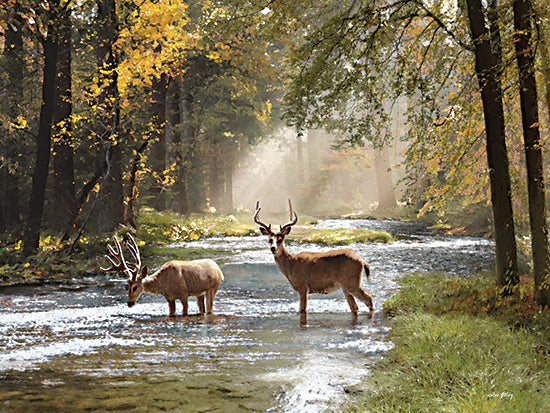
xmin=270 ymin=246 xmax=277 ymax=253
xmin=128 ymin=301 xmax=135 ymax=307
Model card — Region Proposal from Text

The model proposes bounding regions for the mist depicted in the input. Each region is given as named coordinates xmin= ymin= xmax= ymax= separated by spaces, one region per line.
xmin=233 ymin=127 xmax=406 ymax=215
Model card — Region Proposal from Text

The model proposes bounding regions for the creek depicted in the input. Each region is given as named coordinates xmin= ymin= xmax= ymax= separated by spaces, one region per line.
xmin=0 ymin=219 xmax=495 ymax=412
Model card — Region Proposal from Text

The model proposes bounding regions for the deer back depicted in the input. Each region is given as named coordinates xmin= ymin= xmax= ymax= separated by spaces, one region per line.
xmin=144 ymin=259 xmax=223 ymax=296
xmin=279 ymin=248 xmax=366 ymax=292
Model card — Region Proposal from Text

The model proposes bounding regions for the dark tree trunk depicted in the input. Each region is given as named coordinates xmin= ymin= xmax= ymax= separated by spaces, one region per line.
xmin=125 ymin=140 xmax=150 ymax=228
xmin=185 ymin=92 xmax=204 ymax=213
xmin=374 ymin=146 xmax=397 ymax=209
xmin=3 ymin=14 xmax=24 ymax=231
xmin=52 ymin=6 xmax=76 ymax=231
xmin=95 ymin=0 xmax=123 ymax=232
xmin=466 ymin=0 xmax=519 ymax=289
xmin=149 ymin=74 xmax=168 ymax=211
xmin=23 ymin=35 xmax=59 ymax=256
xmin=169 ymin=82 xmax=190 ymax=215
xmin=532 ymin=3 xmax=550 ymax=125
xmin=513 ymin=0 xmax=550 ymax=307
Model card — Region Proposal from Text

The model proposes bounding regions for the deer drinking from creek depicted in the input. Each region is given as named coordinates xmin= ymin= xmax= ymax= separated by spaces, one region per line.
xmin=101 ymin=234 xmax=223 ymax=316
xmin=254 ymin=200 xmax=374 ymax=324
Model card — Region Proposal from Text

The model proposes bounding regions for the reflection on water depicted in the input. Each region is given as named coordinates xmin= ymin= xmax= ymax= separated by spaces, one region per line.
xmin=0 ymin=219 xmax=494 ymax=412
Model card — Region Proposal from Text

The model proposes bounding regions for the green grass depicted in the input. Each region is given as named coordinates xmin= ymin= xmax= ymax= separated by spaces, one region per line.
xmin=136 ymin=208 xmax=257 ymax=244
xmin=288 ymin=227 xmax=393 ymax=245
xmin=346 ymin=272 xmax=550 ymax=412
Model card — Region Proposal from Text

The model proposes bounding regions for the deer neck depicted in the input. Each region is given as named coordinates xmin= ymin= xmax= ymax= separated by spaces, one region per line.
xmin=141 ymin=274 xmax=161 ymax=294
xmin=273 ymin=244 xmax=295 ymax=279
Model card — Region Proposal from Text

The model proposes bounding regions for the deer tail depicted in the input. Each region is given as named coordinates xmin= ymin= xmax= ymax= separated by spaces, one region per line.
xmin=363 ymin=262 xmax=371 ymax=282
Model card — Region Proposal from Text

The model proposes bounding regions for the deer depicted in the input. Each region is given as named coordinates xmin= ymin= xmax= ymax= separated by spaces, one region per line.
xmin=254 ymin=200 xmax=374 ymax=324
xmin=101 ymin=234 xmax=224 ymax=317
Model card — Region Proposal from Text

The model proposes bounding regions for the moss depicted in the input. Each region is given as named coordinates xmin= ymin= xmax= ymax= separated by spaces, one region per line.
xmin=287 ymin=227 xmax=393 ymax=245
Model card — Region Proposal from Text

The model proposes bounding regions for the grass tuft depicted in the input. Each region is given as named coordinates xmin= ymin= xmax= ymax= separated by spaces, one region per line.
xmin=288 ymin=227 xmax=393 ymax=245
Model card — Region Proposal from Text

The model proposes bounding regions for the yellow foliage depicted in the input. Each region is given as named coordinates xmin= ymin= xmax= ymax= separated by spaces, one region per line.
xmin=116 ymin=0 xmax=195 ymax=93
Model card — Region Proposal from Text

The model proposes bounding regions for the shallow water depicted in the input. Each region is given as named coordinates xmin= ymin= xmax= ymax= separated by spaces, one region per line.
xmin=0 ymin=219 xmax=494 ymax=412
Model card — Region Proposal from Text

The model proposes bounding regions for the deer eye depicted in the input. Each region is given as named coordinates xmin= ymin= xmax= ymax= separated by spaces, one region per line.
xmin=132 ymin=285 xmax=138 ymax=292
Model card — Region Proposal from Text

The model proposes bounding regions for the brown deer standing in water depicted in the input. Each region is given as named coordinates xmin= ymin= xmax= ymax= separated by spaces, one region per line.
xmin=101 ymin=234 xmax=223 ymax=316
xmin=254 ymin=200 xmax=374 ymax=324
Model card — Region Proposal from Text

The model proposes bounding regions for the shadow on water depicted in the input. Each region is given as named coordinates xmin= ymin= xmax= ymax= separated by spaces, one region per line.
xmin=0 ymin=219 xmax=495 ymax=412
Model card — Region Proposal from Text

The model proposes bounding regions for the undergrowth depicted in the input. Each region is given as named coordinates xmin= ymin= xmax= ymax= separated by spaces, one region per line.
xmin=347 ymin=272 xmax=550 ymax=412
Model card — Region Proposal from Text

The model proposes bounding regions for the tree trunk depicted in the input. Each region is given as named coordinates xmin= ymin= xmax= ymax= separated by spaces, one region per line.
xmin=3 ymin=14 xmax=24 ymax=231
xmin=513 ymin=0 xmax=550 ymax=307
xmin=374 ymin=146 xmax=397 ymax=209
xmin=209 ymin=140 xmax=222 ymax=211
xmin=221 ymin=141 xmax=234 ymax=213
xmin=466 ymin=0 xmax=519 ymax=289
xmin=149 ymin=74 xmax=168 ymax=211
xmin=296 ymin=133 xmax=305 ymax=185
xmin=532 ymin=3 xmax=550 ymax=124
xmin=95 ymin=0 xmax=123 ymax=232
xmin=52 ymin=5 xmax=76 ymax=231
xmin=176 ymin=88 xmax=196 ymax=215
xmin=23 ymin=35 xmax=59 ymax=256
xmin=125 ymin=139 xmax=150 ymax=228
xmin=306 ymin=129 xmax=322 ymax=202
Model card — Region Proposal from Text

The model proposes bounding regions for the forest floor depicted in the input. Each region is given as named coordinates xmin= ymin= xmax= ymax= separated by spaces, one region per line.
xmin=346 ymin=271 xmax=550 ymax=412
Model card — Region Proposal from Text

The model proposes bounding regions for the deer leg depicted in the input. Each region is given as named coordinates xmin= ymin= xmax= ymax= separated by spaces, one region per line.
xmin=298 ymin=289 xmax=308 ymax=325
xmin=344 ymin=290 xmax=360 ymax=324
xmin=197 ymin=295 xmax=206 ymax=314
xmin=168 ymin=300 xmax=176 ymax=317
xmin=298 ymin=289 xmax=308 ymax=314
xmin=351 ymin=287 xmax=374 ymax=313
xmin=344 ymin=291 xmax=359 ymax=314
xmin=206 ymin=286 xmax=219 ymax=314
xmin=181 ymin=295 xmax=189 ymax=316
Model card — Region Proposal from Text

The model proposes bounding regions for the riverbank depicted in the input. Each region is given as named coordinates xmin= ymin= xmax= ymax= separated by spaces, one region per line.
xmin=0 ymin=208 xmax=393 ymax=285
xmin=346 ymin=271 xmax=550 ymax=412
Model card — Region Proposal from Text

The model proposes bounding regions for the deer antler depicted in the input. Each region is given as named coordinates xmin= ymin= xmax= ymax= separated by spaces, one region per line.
xmin=101 ymin=236 xmax=140 ymax=281
xmin=280 ymin=199 xmax=298 ymax=232
xmin=254 ymin=201 xmax=272 ymax=233
xmin=124 ymin=234 xmax=141 ymax=274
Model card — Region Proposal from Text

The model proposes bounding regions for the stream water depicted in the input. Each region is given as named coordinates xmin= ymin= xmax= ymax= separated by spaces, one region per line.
xmin=0 ymin=219 xmax=495 ymax=412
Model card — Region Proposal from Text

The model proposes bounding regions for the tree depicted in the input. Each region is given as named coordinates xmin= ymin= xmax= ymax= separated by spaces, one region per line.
xmin=465 ymin=0 xmax=518 ymax=289
xmin=148 ymin=73 xmax=168 ymax=211
xmin=513 ymin=0 xmax=550 ymax=306
xmin=95 ymin=0 xmax=123 ymax=233
xmin=52 ymin=2 xmax=76 ymax=231
xmin=23 ymin=1 xmax=65 ymax=256
xmin=1 ymin=9 xmax=25 ymax=232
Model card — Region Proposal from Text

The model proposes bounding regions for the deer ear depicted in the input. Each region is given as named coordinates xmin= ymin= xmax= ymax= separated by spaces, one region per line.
xmin=137 ymin=266 xmax=147 ymax=281
xmin=260 ymin=227 xmax=270 ymax=235
xmin=280 ymin=226 xmax=292 ymax=236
